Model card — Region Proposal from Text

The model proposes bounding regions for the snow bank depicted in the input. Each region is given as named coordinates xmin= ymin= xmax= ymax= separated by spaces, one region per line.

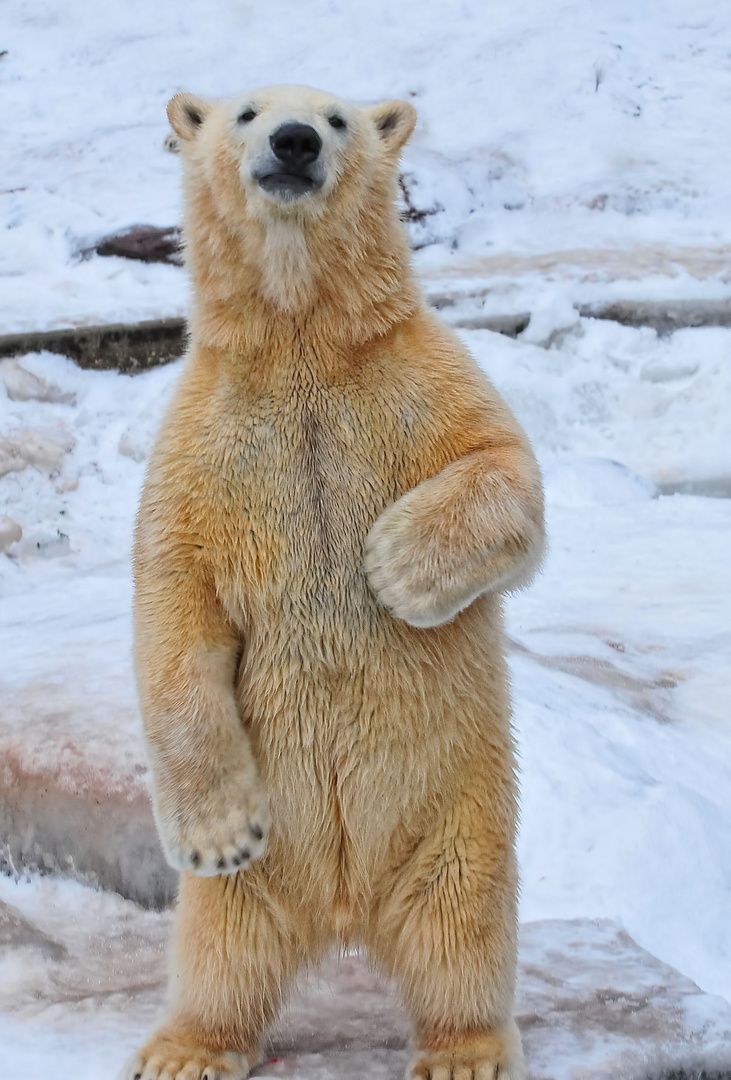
xmin=465 ymin=322 xmax=731 ymax=489
xmin=0 ymin=352 xmax=179 ymax=587
xmin=0 ymin=568 xmax=174 ymax=906
xmin=543 ymin=457 xmax=658 ymax=508
xmin=510 ymin=494 xmax=731 ymax=1002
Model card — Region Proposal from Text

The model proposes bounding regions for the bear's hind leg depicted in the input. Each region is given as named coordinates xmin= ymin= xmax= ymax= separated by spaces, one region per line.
xmin=124 ymin=868 xmax=321 ymax=1080
xmin=366 ymin=790 xmax=526 ymax=1080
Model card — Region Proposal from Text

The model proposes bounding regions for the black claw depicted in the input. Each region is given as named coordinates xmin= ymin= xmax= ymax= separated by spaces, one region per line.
xmin=190 ymin=850 xmax=200 ymax=868
xmin=232 ymin=854 xmax=242 ymax=866
xmin=249 ymin=823 xmax=264 ymax=840
xmin=239 ymin=847 xmax=251 ymax=862
xmin=216 ymin=856 xmax=226 ymax=870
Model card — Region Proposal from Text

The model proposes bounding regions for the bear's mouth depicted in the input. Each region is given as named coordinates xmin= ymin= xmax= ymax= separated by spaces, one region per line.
xmin=255 ymin=171 xmax=322 ymax=200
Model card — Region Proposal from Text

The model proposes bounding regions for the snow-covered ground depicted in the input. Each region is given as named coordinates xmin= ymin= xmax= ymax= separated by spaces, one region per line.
xmin=2 ymin=0 xmax=731 ymax=1075
xmin=3 ymin=873 xmax=731 ymax=1079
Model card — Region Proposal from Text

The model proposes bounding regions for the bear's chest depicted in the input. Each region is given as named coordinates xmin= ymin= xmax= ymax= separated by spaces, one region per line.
xmin=206 ymin=377 xmax=417 ymax=606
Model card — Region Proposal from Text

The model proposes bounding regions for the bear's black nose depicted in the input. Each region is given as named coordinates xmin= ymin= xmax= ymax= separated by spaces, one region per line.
xmin=270 ymin=123 xmax=322 ymax=168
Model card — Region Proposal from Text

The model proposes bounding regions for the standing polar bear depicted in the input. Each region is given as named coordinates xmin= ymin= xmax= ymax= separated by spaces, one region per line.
xmin=128 ymin=84 xmax=544 ymax=1080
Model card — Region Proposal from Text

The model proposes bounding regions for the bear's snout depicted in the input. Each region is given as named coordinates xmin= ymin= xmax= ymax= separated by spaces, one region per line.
xmin=270 ymin=123 xmax=322 ymax=168
xmin=253 ymin=121 xmax=326 ymax=201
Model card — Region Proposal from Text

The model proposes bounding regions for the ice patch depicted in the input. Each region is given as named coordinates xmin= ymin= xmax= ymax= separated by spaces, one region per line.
xmin=0 ymin=514 xmax=22 ymax=554
xmin=1 ymin=358 xmax=77 ymax=405
xmin=0 ymin=424 xmax=75 ymax=478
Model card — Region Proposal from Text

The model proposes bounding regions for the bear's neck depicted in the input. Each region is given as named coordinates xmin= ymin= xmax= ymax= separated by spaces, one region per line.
xmin=184 ymin=185 xmax=420 ymax=367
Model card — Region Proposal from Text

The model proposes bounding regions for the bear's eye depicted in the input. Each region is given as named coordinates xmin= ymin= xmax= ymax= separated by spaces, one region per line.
xmin=328 ymin=115 xmax=346 ymax=130
xmin=237 ymin=108 xmax=257 ymax=124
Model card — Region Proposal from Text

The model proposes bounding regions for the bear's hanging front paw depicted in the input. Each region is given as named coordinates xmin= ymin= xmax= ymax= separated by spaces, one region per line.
xmin=154 ymin=758 xmax=270 ymax=877
xmin=364 ymin=492 xmax=485 ymax=629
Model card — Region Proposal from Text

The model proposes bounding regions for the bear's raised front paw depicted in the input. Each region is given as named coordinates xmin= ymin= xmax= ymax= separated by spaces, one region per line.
xmin=124 ymin=1031 xmax=251 ymax=1080
xmin=157 ymin=767 xmax=270 ymax=877
xmin=408 ymin=1024 xmax=526 ymax=1080
xmin=364 ymin=498 xmax=480 ymax=629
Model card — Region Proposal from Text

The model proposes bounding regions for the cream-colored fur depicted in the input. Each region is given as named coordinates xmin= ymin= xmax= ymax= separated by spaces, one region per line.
xmin=126 ymin=84 xmax=544 ymax=1080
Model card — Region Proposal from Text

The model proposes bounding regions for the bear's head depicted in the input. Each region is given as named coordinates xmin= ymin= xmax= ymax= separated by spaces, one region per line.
xmin=167 ymin=85 xmax=418 ymax=327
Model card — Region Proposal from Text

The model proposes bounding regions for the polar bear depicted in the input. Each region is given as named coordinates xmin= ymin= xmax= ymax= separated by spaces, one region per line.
xmin=127 ymin=85 xmax=544 ymax=1080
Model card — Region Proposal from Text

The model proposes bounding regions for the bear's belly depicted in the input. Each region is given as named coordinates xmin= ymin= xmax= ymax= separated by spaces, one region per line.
xmin=237 ymin=592 xmax=509 ymax=919
xmin=237 ymin=591 xmax=506 ymax=829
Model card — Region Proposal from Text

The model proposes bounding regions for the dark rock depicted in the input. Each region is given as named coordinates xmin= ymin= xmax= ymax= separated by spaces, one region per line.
xmin=452 ymin=312 xmax=531 ymax=335
xmin=0 ymin=318 xmax=187 ymax=375
xmin=579 ymin=299 xmax=731 ymax=335
xmin=93 ymin=224 xmax=183 ymax=266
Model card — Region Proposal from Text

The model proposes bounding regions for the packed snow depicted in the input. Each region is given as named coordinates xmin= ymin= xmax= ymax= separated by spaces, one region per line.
xmin=2 ymin=874 xmax=731 ymax=1079
xmin=2 ymin=0 xmax=731 ymax=1076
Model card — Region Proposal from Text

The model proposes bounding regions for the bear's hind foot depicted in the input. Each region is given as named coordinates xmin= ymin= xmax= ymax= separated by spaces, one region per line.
xmin=408 ymin=1022 xmax=526 ymax=1080
xmin=123 ymin=1029 xmax=253 ymax=1080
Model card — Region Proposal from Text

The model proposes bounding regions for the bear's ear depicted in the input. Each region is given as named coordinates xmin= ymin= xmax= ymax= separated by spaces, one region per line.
xmin=167 ymin=93 xmax=212 ymax=142
xmin=368 ymin=100 xmax=417 ymax=154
